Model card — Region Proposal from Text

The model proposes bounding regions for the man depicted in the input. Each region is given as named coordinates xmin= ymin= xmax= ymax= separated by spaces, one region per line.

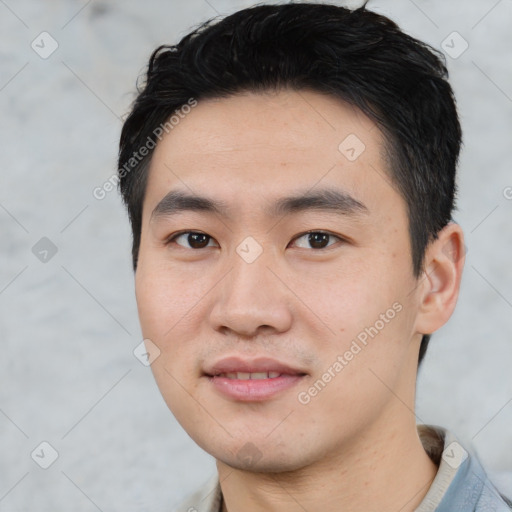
xmin=117 ymin=2 xmax=511 ymax=511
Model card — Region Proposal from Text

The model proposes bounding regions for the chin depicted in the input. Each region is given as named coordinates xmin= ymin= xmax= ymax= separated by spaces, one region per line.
xmin=221 ymin=453 xmax=308 ymax=474
xmin=205 ymin=437 xmax=314 ymax=474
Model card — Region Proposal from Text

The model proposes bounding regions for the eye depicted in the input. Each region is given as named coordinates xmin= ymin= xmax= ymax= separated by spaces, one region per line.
xmin=165 ymin=230 xmax=344 ymax=251
xmin=166 ymin=231 xmax=218 ymax=249
xmin=291 ymin=231 xmax=344 ymax=250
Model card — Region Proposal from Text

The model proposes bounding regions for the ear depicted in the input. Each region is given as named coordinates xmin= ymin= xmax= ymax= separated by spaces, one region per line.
xmin=413 ymin=222 xmax=466 ymax=335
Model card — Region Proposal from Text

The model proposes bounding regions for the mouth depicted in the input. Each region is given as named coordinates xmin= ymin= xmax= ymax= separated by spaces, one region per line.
xmin=203 ymin=357 xmax=308 ymax=401
xmin=214 ymin=371 xmax=283 ymax=380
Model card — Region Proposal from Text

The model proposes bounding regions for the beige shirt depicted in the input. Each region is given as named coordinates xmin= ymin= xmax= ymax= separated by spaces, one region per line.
xmin=172 ymin=424 xmax=508 ymax=512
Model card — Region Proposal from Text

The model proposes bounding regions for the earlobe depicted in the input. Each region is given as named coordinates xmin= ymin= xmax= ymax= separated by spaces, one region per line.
xmin=414 ymin=222 xmax=466 ymax=335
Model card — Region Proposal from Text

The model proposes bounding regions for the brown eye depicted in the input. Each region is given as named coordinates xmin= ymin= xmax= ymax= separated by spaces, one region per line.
xmin=169 ymin=231 xmax=216 ymax=249
xmin=292 ymin=231 xmax=342 ymax=250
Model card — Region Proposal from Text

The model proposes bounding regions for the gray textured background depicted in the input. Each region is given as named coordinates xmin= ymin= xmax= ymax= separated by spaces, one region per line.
xmin=1 ymin=0 xmax=511 ymax=510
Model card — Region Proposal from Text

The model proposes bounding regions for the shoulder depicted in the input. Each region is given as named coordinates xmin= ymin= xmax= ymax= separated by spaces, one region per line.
xmin=418 ymin=425 xmax=512 ymax=511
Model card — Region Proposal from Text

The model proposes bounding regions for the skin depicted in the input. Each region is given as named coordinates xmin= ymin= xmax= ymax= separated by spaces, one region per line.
xmin=135 ymin=89 xmax=465 ymax=512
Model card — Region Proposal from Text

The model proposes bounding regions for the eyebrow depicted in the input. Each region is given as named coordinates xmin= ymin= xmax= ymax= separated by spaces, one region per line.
xmin=150 ymin=187 xmax=369 ymax=222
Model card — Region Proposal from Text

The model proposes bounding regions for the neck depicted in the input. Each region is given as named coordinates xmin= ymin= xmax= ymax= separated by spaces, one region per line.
xmin=218 ymin=416 xmax=438 ymax=512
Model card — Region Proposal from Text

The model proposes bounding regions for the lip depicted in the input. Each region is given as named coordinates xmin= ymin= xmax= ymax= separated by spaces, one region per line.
xmin=204 ymin=356 xmax=306 ymax=376
xmin=203 ymin=356 xmax=307 ymax=402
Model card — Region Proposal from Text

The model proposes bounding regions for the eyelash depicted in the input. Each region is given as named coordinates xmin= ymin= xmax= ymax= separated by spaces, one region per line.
xmin=165 ymin=230 xmax=345 ymax=251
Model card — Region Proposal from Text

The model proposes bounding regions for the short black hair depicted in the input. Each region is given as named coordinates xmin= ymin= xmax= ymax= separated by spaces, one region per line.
xmin=118 ymin=2 xmax=462 ymax=367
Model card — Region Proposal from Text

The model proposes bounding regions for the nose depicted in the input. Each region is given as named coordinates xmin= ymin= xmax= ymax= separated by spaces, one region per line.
xmin=208 ymin=248 xmax=294 ymax=338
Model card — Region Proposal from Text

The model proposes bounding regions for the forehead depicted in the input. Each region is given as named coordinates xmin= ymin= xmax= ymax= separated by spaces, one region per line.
xmin=152 ymin=89 xmax=379 ymax=166
xmin=143 ymin=89 xmax=402 ymax=224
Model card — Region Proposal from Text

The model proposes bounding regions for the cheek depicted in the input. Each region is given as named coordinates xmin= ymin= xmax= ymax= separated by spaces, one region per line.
xmin=134 ymin=262 xmax=210 ymax=380
xmin=135 ymin=260 xmax=201 ymax=336
xmin=135 ymin=271 xmax=171 ymax=338
xmin=298 ymin=251 xmax=416 ymax=374
xmin=135 ymin=267 xmax=202 ymax=412
xmin=291 ymin=256 xmax=399 ymax=336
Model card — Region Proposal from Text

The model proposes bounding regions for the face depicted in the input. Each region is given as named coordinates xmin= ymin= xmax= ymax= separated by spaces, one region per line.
xmin=135 ymin=89 xmax=425 ymax=472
